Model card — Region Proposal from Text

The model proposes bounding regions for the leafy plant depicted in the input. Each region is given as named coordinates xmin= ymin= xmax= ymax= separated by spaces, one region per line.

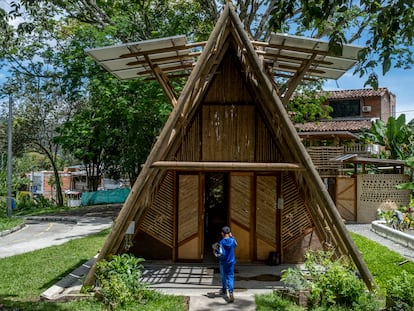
xmin=13 ymin=195 xmax=57 ymax=215
xmin=281 ymin=250 xmax=376 ymax=309
xmin=385 ymin=271 xmax=414 ymax=311
xmin=95 ymin=254 xmax=147 ymax=310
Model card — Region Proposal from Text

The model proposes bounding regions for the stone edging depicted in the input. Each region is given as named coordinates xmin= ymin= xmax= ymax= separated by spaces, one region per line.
xmin=371 ymin=220 xmax=414 ymax=250
xmin=0 ymin=216 xmax=78 ymax=237
xmin=25 ymin=216 xmax=78 ymax=224
xmin=0 ymin=223 xmax=26 ymax=237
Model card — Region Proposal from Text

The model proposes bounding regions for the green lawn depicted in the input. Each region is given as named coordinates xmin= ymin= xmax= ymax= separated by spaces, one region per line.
xmin=0 ymin=228 xmax=187 ymax=310
xmin=350 ymin=231 xmax=414 ymax=290
xmin=0 ymin=216 xmax=24 ymax=232
xmin=1 ymin=221 xmax=413 ymax=310
xmin=256 ymin=232 xmax=414 ymax=310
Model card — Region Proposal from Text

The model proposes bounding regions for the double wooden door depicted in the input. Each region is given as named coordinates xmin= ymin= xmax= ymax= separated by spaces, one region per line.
xmin=176 ymin=173 xmax=280 ymax=262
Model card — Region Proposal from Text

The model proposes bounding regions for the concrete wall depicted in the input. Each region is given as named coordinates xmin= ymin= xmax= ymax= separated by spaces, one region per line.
xmin=356 ymin=174 xmax=411 ymax=223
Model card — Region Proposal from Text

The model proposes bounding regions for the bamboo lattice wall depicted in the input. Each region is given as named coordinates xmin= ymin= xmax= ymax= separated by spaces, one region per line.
xmin=256 ymin=175 xmax=277 ymax=260
xmin=307 ymin=146 xmax=344 ymax=177
xmin=282 ymin=172 xmax=314 ymax=249
xmin=139 ymin=172 xmax=175 ymax=247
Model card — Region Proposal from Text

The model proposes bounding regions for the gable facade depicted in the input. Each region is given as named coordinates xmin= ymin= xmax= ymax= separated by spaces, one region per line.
xmin=85 ymin=3 xmax=374 ymax=289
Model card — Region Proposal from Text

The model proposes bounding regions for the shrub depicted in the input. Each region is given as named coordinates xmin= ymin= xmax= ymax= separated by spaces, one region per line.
xmin=385 ymin=270 xmax=414 ymax=310
xmin=281 ymin=250 xmax=379 ymax=310
xmin=95 ymin=254 xmax=147 ymax=310
xmin=14 ymin=195 xmax=57 ymax=214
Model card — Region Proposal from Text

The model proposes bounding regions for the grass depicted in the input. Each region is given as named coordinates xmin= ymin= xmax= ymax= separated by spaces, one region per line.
xmin=0 ymin=227 xmax=187 ymax=311
xmin=0 ymin=229 xmax=109 ymax=301
xmin=0 ymin=216 xmax=24 ymax=232
xmin=255 ymin=232 xmax=414 ymax=310
xmin=256 ymin=291 xmax=304 ymax=311
xmin=1 ymin=213 xmax=413 ymax=310
xmin=350 ymin=231 xmax=414 ymax=290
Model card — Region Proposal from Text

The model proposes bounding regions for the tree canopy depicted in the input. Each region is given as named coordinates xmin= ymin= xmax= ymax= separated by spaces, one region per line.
xmin=0 ymin=0 xmax=413 ymax=202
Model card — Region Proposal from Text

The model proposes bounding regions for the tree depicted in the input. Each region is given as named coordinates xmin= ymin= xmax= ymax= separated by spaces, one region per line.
xmin=2 ymin=0 xmax=413 ymax=195
xmin=268 ymin=0 xmax=414 ymax=89
xmin=360 ymin=114 xmax=414 ymax=160
xmin=5 ymin=1 xmax=413 ymax=86
xmin=288 ymin=83 xmax=332 ymax=123
xmin=8 ymin=72 xmax=73 ymax=206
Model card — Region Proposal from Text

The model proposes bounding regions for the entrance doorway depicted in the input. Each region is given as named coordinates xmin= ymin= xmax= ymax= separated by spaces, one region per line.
xmin=204 ymin=173 xmax=228 ymax=260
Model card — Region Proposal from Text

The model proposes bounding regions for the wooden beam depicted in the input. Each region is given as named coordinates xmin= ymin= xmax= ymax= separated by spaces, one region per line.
xmin=119 ymin=41 xmax=206 ymax=59
xmin=281 ymin=52 xmax=318 ymax=106
xmin=151 ymin=161 xmax=305 ymax=171
xmin=144 ymin=55 xmax=178 ymax=106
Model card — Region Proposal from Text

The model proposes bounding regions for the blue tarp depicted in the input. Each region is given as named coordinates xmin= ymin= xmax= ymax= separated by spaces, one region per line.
xmin=81 ymin=188 xmax=130 ymax=206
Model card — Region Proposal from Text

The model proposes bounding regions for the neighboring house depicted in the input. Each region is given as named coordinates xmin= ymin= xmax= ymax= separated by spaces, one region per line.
xmin=326 ymin=88 xmax=396 ymax=121
xmin=295 ymin=88 xmax=410 ymax=223
xmin=27 ymin=170 xmax=72 ymax=200
xmin=296 ymin=87 xmax=395 ymax=154
xmin=26 ymin=166 xmax=126 ymax=202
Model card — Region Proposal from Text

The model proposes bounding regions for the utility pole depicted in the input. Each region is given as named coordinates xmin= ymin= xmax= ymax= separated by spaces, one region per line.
xmin=6 ymin=96 xmax=13 ymax=217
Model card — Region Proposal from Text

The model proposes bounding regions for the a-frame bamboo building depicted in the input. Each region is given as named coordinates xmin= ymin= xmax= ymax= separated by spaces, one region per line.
xmin=85 ymin=3 xmax=374 ymax=288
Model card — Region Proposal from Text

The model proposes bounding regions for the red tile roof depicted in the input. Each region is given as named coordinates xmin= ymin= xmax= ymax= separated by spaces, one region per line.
xmin=295 ymin=119 xmax=372 ymax=132
xmin=324 ymin=88 xmax=390 ymax=99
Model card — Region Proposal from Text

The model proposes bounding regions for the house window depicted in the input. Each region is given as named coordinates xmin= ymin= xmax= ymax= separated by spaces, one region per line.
xmin=329 ymin=99 xmax=360 ymax=118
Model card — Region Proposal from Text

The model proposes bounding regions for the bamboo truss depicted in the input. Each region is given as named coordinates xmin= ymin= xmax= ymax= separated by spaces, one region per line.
xmin=84 ymin=2 xmax=375 ymax=290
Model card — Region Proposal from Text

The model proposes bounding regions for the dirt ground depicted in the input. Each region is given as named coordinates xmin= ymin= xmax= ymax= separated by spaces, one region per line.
xmin=47 ymin=204 xmax=122 ymax=218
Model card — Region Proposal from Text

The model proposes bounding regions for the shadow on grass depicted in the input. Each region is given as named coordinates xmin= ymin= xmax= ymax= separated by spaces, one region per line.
xmin=0 ymin=296 xmax=101 ymax=311
xmin=39 ymin=259 xmax=91 ymax=291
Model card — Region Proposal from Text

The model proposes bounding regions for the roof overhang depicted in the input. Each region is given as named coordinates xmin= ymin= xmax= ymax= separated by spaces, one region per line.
xmin=298 ymin=131 xmax=359 ymax=140
xmin=86 ymin=33 xmax=363 ymax=106
xmin=333 ymin=155 xmax=405 ymax=167
xmin=260 ymin=33 xmax=361 ymax=80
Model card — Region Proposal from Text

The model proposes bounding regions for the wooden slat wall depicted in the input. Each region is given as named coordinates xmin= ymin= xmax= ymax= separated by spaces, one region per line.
xmin=139 ymin=172 xmax=174 ymax=247
xmin=256 ymin=175 xmax=277 ymax=260
xmin=230 ymin=173 xmax=252 ymax=261
xmin=202 ymin=105 xmax=255 ymax=161
xmin=256 ymin=115 xmax=282 ymax=162
xmin=177 ymin=174 xmax=201 ymax=259
xmin=174 ymin=113 xmax=201 ymax=161
xmin=203 ymin=50 xmax=253 ymax=104
xmin=307 ymin=146 xmax=344 ymax=177
xmin=281 ymin=172 xmax=314 ymax=248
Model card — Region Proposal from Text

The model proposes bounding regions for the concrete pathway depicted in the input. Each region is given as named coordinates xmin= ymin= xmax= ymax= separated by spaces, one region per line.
xmin=0 ymin=216 xmax=112 ymax=258
xmin=142 ymin=263 xmax=284 ymax=310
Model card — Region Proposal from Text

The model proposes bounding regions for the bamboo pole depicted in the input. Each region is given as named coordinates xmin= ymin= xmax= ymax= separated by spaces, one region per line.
xmin=227 ymin=2 xmax=375 ymax=290
xmin=84 ymin=4 xmax=232 ymax=286
xmin=151 ymin=161 xmax=305 ymax=171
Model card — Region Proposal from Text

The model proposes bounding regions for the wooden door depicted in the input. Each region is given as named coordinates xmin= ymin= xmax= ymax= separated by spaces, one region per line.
xmin=256 ymin=175 xmax=278 ymax=261
xmin=229 ymin=173 xmax=253 ymax=262
xmin=335 ymin=176 xmax=356 ymax=221
xmin=177 ymin=174 xmax=203 ymax=260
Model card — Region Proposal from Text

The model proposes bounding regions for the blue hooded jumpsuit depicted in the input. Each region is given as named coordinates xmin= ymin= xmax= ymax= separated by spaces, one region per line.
xmin=217 ymin=235 xmax=237 ymax=293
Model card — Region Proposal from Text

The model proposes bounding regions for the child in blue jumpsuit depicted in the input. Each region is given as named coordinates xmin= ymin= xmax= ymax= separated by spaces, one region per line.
xmin=214 ymin=225 xmax=237 ymax=303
